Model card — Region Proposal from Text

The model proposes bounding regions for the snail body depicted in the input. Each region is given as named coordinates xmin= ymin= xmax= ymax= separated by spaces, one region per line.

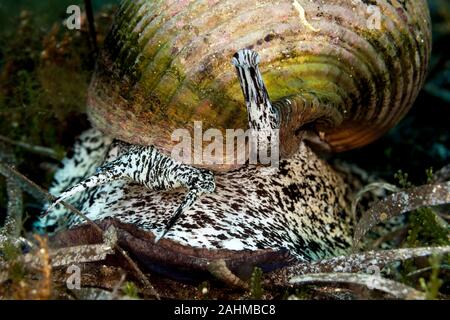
xmin=39 ymin=0 xmax=431 ymax=279
xmin=41 ymin=128 xmax=353 ymax=265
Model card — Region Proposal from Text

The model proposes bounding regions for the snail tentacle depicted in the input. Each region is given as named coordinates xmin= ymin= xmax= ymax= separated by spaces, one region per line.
xmin=154 ymin=188 xmax=200 ymax=243
xmin=43 ymin=143 xmax=216 ymax=240
xmin=232 ymin=49 xmax=280 ymax=152
xmin=232 ymin=49 xmax=344 ymax=157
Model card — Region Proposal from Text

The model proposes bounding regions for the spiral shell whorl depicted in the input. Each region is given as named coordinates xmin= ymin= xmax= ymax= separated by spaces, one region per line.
xmin=87 ymin=0 xmax=431 ymax=162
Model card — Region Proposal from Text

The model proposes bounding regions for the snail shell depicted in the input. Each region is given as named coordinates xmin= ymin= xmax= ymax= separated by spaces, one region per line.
xmin=88 ymin=0 xmax=431 ymax=169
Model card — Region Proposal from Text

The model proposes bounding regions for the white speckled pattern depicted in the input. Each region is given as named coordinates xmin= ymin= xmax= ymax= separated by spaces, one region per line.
xmin=38 ymin=128 xmax=354 ymax=262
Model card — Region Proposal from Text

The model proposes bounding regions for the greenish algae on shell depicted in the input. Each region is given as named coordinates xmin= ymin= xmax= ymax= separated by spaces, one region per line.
xmin=87 ymin=0 xmax=431 ymax=170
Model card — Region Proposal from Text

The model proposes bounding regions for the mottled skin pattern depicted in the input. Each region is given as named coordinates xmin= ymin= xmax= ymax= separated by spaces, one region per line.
xmin=43 ymin=132 xmax=216 ymax=240
xmin=232 ymin=49 xmax=279 ymax=151
xmin=36 ymin=129 xmax=113 ymax=229
xmin=38 ymin=128 xmax=354 ymax=262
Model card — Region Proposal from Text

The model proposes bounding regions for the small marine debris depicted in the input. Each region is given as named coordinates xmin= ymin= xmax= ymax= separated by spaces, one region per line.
xmin=207 ymin=259 xmax=249 ymax=289
xmin=289 ymin=273 xmax=425 ymax=300
xmin=353 ymin=182 xmax=450 ymax=247
xmin=266 ymin=246 xmax=450 ymax=287
xmin=292 ymin=0 xmax=321 ymax=32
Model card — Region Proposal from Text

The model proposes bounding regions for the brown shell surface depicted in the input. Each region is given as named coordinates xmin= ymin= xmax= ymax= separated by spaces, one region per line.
xmin=88 ymin=0 xmax=431 ymax=168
